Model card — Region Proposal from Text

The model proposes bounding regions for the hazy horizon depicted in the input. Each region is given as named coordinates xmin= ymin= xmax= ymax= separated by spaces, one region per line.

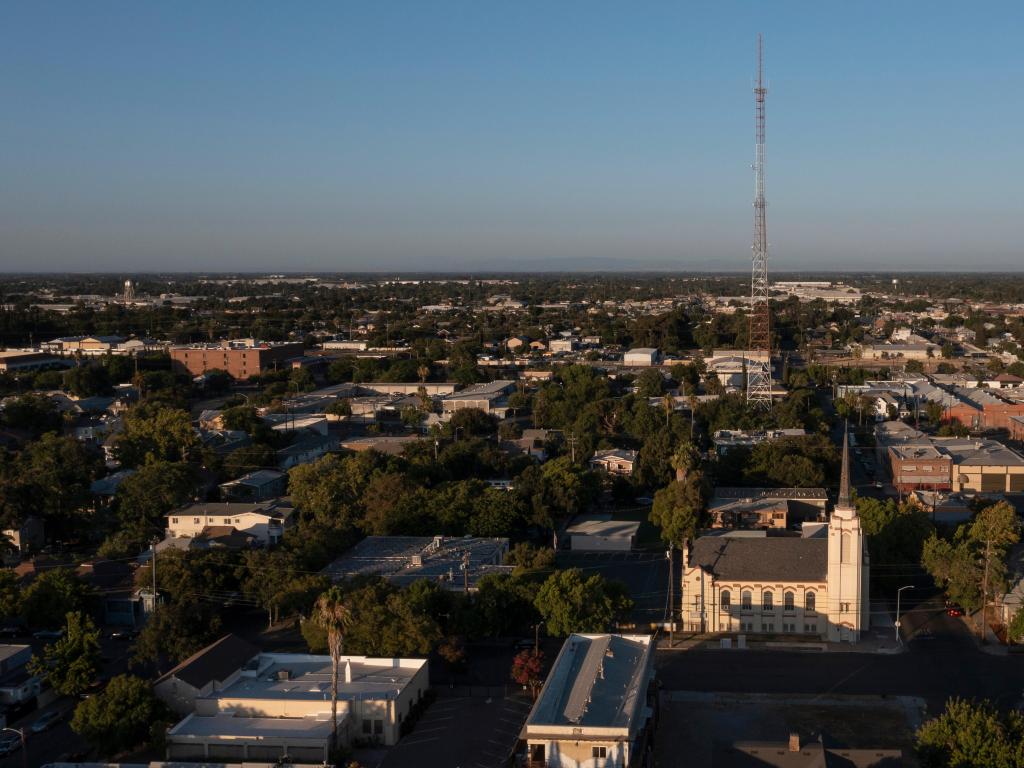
xmin=2 ymin=2 xmax=1023 ymax=272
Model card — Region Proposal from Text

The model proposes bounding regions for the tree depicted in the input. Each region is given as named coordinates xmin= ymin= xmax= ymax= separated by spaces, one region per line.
xmin=971 ymin=501 xmax=1020 ymax=631
xmin=669 ymin=441 xmax=700 ymax=482
xmin=534 ymin=569 xmax=632 ymax=636
xmin=650 ymin=472 xmax=708 ymax=548
xmin=29 ymin=611 xmax=100 ymax=696
xmin=63 ymin=364 xmax=113 ymax=398
xmin=1008 ymin=609 xmax=1024 ymax=645
xmin=71 ymin=674 xmax=165 ymax=756
xmin=113 ymin=461 xmax=196 ymax=548
xmin=113 ymin=405 xmax=198 ymax=467
xmin=0 ymin=570 xmax=21 ymax=623
xmin=132 ymin=601 xmax=223 ymax=670
xmin=315 ymin=586 xmax=353 ymax=748
xmin=22 ymin=568 xmax=95 ymax=629
xmin=511 ymin=648 xmax=545 ymax=700
xmin=916 ymin=697 xmax=1024 ymax=768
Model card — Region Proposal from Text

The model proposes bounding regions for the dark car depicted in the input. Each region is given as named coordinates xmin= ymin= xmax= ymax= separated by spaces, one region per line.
xmin=109 ymin=629 xmax=138 ymax=641
xmin=947 ymin=605 xmax=964 ymax=617
xmin=0 ymin=734 xmax=21 ymax=756
xmin=32 ymin=628 xmax=65 ymax=641
xmin=30 ymin=708 xmax=63 ymax=733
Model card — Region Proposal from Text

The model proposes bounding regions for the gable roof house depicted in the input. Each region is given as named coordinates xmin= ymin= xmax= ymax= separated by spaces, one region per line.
xmin=154 ymin=634 xmax=260 ymax=715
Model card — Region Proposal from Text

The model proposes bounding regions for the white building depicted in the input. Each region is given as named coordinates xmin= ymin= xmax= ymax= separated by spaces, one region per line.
xmin=588 ymin=448 xmax=638 ymax=476
xmin=566 ymin=517 xmax=639 ymax=552
xmin=164 ymin=642 xmax=429 ymax=761
xmin=165 ymin=500 xmax=295 ymax=547
xmin=682 ymin=429 xmax=869 ymax=643
xmin=524 ymin=634 xmax=655 ymax=768
xmin=623 ymin=348 xmax=659 ymax=367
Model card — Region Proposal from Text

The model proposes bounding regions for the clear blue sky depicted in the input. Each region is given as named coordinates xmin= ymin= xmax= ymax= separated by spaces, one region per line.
xmin=1 ymin=1 xmax=1021 ymax=272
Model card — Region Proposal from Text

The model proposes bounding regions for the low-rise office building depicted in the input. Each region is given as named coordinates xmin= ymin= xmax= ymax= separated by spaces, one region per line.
xmin=163 ymin=642 xmax=429 ymax=761
xmin=441 ymin=380 xmax=516 ymax=415
xmin=524 ymin=633 xmax=656 ymax=768
xmin=323 ymin=535 xmax=511 ymax=591
xmin=170 ymin=339 xmax=305 ymax=379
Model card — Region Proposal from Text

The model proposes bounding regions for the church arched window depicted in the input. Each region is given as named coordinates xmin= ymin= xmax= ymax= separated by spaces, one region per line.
xmin=741 ymin=590 xmax=752 ymax=611
xmin=805 ymin=591 xmax=816 ymax=613
xmin=720 ymin=590 xmax=731 ymax=611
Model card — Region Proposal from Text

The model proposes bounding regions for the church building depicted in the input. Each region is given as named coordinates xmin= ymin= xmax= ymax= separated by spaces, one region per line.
xmin=680 ymin=425 xmax=870 ymax=643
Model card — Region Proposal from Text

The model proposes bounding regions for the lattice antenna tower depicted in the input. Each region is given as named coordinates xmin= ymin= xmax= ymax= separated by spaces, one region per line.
xmin=746 ymin=33 xmax=772 ymax=409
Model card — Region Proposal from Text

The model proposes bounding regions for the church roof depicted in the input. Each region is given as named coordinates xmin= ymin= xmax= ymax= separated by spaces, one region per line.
xmin=837 ymin=421 xmax=852 ymax=510
xmin=691 ymin=536 xmax=827 ymax=583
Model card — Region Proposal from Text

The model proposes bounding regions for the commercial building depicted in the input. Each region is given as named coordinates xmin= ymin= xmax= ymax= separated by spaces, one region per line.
xmin=711 ymin=429 xmax=808 ymax=455
xmin=323 ymin=535 xmax=511 ymax=591
xmin=218 ymin=469 xmax=288 ymax=502
xmin=170 ymin=339 xmax=305 ymax=379
xmin=163 ymin=640 xmax=429 ymax=761
xmin=524 ymin=633 xmax=656 ymax=768
xmin=441 ymin=380 xmax=516 ymax=415
xmin=623 ymin=348 xmax=659 ymax=367
xmin=566 ymin=517 xmax=640 ymax=552
xmin=876 ymin=421 xmax=1024 ymax=494
xmin=0 ymin=349 xmax=69 ymax=372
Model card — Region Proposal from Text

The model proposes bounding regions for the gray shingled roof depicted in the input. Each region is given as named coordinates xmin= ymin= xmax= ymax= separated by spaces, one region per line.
xmin=691 ymin=536 xmax=827 ymax=582
xmin=155 ymin=633 xmax=259 ymax=690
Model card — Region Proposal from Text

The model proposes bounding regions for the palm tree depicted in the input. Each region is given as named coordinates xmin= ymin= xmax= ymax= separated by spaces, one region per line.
xmin=417 ymin=364 xmax=430 ymax=383
xmin=670 ymin=441 xmax=699 ymax=483
xmin=662 ymin=392 xmax=674 ymax=428
xmin=315 ymin=587 xmax=353 ymax=749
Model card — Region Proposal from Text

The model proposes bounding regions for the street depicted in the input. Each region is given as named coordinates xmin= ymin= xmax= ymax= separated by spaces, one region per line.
xmin=656 ymin=624 xmax=1024 ymax=715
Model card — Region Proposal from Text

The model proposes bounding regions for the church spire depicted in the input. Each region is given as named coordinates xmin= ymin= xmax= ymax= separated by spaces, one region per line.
xmin=837 ymin=420 xmax=853 ymax=512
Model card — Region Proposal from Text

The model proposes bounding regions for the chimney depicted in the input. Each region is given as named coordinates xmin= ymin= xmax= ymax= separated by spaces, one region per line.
xmin=344 ymin=660 xmax=352 ymax=684
xmin=788 ymin=733 xmax=800 ymax=753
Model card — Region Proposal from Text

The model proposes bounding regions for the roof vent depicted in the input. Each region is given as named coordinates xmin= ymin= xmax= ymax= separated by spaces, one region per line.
xmin=275 ymin=669 xmax=292 ymax=681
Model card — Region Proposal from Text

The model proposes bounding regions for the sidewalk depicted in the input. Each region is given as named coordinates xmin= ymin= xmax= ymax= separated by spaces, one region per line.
xmin=656 ymin=627 xmax=904 ymax=655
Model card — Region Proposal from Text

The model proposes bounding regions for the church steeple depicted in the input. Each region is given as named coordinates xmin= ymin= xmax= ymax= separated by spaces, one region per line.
xmin=835 ymin=420 xmax=856 ymax=518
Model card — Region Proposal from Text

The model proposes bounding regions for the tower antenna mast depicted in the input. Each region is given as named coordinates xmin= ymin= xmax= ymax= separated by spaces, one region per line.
xmin=747 ymin=33 xmax=772 ymax=409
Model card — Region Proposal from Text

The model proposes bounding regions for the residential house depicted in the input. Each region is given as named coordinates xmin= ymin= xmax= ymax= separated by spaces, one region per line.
xmin=588 ymin=448 xmax=638 ymax=476
xmin=166 ymin=500 xmax=295 ymax=547
xmin=154 ymin=634 xmax=261 ymax=716
xmin=708 ymin=488 xmax=828 ymax=530
xmin=0 ymin=645 xmax=40 ymax=707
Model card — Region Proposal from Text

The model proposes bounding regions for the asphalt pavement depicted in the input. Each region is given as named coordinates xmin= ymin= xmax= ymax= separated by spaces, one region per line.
xmin=656 ymin=613 xmax=1024 ymax=714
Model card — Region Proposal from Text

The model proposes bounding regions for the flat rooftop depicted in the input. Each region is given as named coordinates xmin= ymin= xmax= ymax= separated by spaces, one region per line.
xmin=528 ymin=634 xmax=652 ymax=731
xmin=323 ymin=535 xmax=511 ymax=589
xmin=169 ymin=711 xmax=336 ymax=740
xmin=217 ymin=653 xmax=425 ymax=702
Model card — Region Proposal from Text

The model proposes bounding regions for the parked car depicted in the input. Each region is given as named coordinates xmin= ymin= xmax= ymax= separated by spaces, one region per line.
xmin=0 ymin=734 xmax=21 ymax=756
xmin=32 ymin=629 xmax=65 ymax=641
xmin=947 ymin=605 xmax=964 ymax=617
xmin=30 ymin=709 xmax=63 ymax=733
xmin=109 ymin=629 xmax=138 ymax=641
xmin=0 ymin=625 xmax=24 ymax=639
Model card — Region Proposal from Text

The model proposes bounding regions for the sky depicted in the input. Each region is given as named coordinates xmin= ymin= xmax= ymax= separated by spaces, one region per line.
xmin=1 ymin=1 xmax=1022 ymax=273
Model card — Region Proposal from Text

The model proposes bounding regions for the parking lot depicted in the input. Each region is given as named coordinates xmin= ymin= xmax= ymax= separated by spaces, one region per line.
xmin=556 ymin=550 xmax=669 ymax=627
xmin=378 ymin=693 xmax=532 ymax=768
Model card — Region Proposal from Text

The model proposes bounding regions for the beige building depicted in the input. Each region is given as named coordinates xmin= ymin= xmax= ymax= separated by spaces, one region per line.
xmin=683 ymin=430 xmax=869 ymax=643
xmin=165 ymin=500 xmax=295 ymax=546
xmin=164 ymin=645 xmax=429 ymax=762
xmin=524 ymin=634 xmax=655 ymax=768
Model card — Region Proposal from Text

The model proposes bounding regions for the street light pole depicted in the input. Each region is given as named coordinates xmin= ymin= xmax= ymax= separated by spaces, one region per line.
xmin=896 ymin=585 xmax=915 ymax=644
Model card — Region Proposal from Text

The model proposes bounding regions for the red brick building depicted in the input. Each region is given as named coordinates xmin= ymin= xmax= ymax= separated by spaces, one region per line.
xmin=170 ymin=340 xmax=304 ymax=379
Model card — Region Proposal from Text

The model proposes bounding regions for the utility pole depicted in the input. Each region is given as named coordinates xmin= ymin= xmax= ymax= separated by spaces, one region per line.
xmin=461 ymin=551 xmax=470 ymax=594
xmin=150 ymin=537 xmax=159 ymax=606
xmin=666 ymin=546 xmax=674 ymax=647
xmin=567 ymin=434 xmax=578 ymax=464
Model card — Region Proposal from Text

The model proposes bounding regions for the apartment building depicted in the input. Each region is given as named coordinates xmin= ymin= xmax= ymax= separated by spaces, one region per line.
xmin=170 ymin=339 xmax=304 ymax=379
xmin=524 ymin=634 xmax=656 ymax=768
xmin=166 ymin=500 xmax=295 ymax=546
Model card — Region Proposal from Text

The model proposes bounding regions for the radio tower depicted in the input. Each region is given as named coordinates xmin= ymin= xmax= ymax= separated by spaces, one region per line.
xmin=746 ymin=33 xmax=772 ymax=409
